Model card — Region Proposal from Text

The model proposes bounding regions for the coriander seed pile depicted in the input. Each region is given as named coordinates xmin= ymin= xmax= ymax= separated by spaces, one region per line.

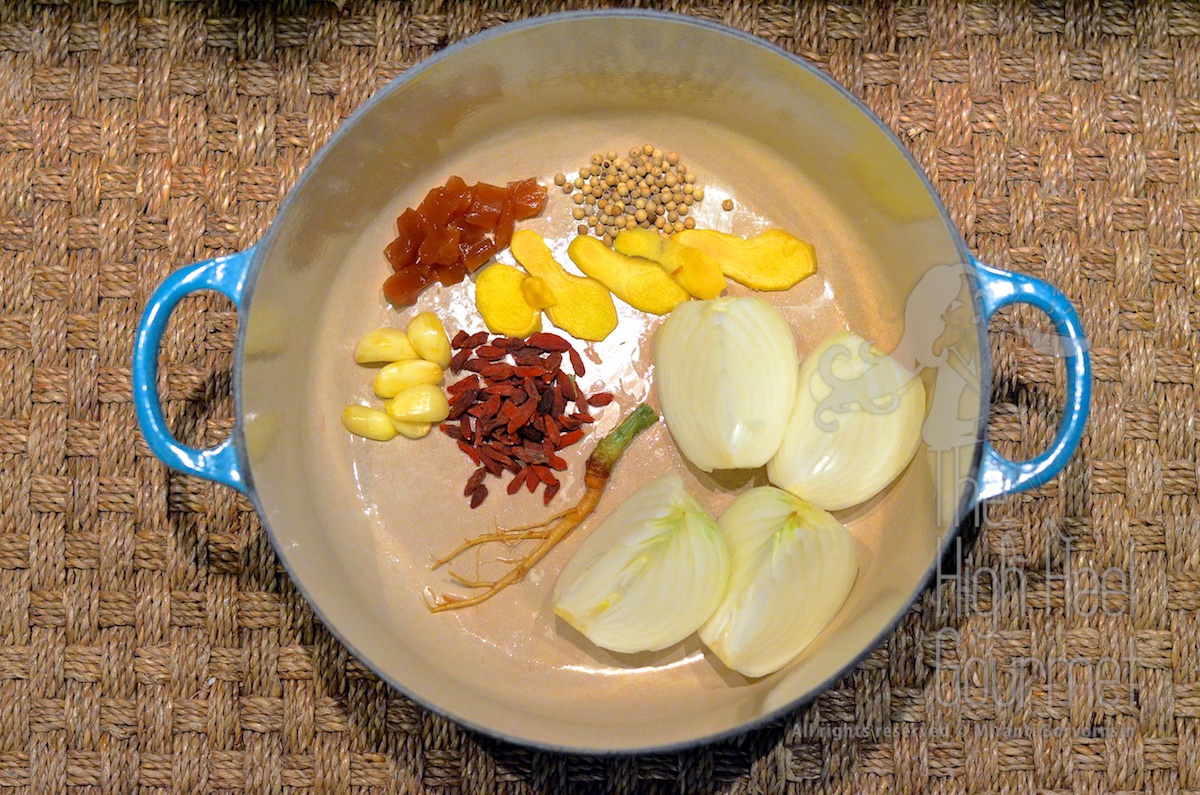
xmin=552 ymin=145 xmax=729 ymax=246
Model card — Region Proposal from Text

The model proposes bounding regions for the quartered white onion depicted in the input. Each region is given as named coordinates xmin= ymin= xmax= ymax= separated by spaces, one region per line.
xmin=699 ymin=487 xmax=858 ymax=678
xmin=768 ymin=331 xmax=926 ymax=511
xmin=654 ymin=297 xmax=798 ymax=472
xmin=552 ymin=474 xmax=729 ymax=654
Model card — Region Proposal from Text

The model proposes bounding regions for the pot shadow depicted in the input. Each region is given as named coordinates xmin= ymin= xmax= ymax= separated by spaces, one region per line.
xmin=159 ymin=359 xmax=236 ymax=453
xmin=682 ymin=459 xmax=769 ymax=494
xmin=286 ymin=488 xmax=1091 ymax=789
xmin=460 ymin=707 xmax=803 ymax=794
xmin=161 ymin=363 xmax=248 ymax=574
xmin=160 ymin=322 xmax=1092 ymax=790
xmin=285 ymin=596 xmax=808 ymax=792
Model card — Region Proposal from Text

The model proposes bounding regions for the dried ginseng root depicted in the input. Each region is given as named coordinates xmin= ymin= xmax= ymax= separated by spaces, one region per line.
xmin=440 ymin=330 xmax=612 ymax=507
xmin=425 ymin=403 xmax=658 ymax=612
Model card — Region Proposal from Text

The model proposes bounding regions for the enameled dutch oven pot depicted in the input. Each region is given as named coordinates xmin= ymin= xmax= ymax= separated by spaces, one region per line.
xmin=133 ymin=11 xmax=1090 ymax=753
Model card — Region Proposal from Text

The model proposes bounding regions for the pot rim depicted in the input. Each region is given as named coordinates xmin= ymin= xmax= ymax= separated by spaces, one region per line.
xmin=231 ymin=9 xmax=989 ymax=755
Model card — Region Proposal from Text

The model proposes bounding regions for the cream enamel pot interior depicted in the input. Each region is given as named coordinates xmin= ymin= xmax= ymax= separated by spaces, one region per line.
xmin=133 ymin=11 xmax=1090 ymax=753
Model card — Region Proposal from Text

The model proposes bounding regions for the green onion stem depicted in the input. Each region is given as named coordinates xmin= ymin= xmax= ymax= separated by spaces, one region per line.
xmin=589 ymin=404 xmax=659 ymax=475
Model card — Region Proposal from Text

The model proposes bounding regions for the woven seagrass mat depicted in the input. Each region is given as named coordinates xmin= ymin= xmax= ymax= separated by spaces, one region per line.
xmin=1 ymin=0 xmax=1198 ymax=791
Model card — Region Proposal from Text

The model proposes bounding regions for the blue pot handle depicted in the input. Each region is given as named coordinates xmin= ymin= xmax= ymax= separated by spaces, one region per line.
xmin=973 ymin=258 xmax=1091 ymax=502
xmin=132 ymin=250 xmax=254 ymax=493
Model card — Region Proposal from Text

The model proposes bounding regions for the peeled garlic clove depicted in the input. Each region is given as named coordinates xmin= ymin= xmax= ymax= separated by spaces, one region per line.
xmin=372 ymin=358 xmax=444 ymax=399
xmin=699 ymin=487 xmax=857 ymax=678
xmin=406 ymin=312 xmax=452 ymax=368
xmin=342 ymin=405 xmax=398 ymax=441
xmin=767 ymin=331 xmax=925 ymax=511
xmin=654 ymin=297 xmax=798 ymax=471
xmin=390 ymin=418 xmax=431 ymax=439
xmin=355 ymin=327 xmax=418 ymax=365
xmin=553 ymin=473 xmax=728 ymax=654
xmin=386 ymin=384 xmax=450 ymax=423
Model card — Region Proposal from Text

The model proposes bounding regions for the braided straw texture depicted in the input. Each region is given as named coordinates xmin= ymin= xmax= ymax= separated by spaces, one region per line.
xmin=1 ymin=0 xmax=1198 ymax=791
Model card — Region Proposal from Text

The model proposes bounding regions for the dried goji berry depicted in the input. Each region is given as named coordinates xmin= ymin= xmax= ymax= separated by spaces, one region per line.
xmin=475 ymin=345 xmax=506 ymax=361
xmin=461 ymin=330 xmax=489 ymax=349
xmin=450 ymin=348 xmax=471 ymax=373
xmin=470 ymin=484 xmax=488 ymax=508
xmin=568 ymin=347 xmax=585 ymax=375
xmin=457 ymin=440 xmax=480 ymax=466
xmin=495 ymin=337 xmax=525 ymax=351
xmin=448 ymin=375 xmax=481 ymax=396
xmin=527 ymin=332 xmax=571 ymax=352
xmin=464 ymin=467 xmax=487 ymax=497
xmin=558 ymin=429 xmax=584 ymax=447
